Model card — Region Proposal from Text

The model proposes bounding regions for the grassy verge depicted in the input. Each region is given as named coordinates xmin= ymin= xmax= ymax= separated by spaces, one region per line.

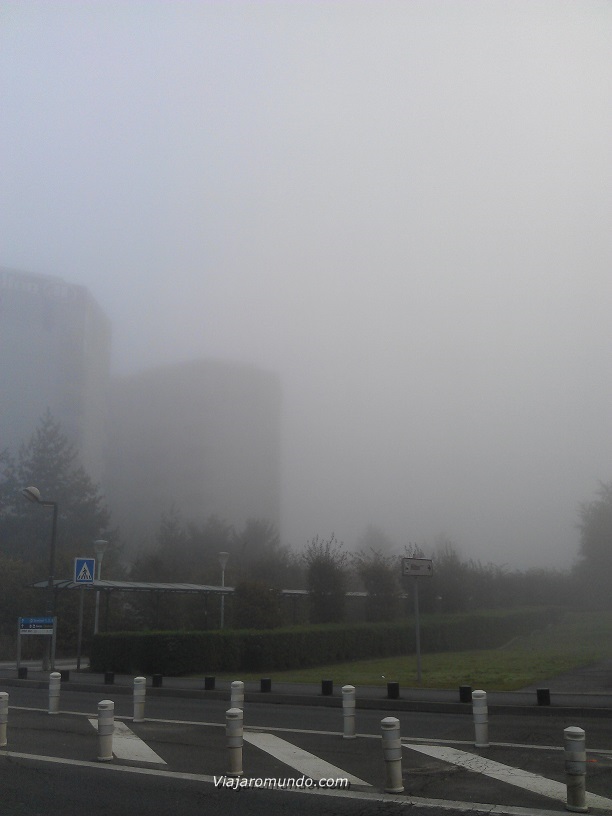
xmin=209 ymin=610 xmax=612 ymax=691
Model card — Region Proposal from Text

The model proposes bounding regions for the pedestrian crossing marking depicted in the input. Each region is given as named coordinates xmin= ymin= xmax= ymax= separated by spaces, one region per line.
xmin=243 ymin=731 xmax=370 ymax=786
xmin=406 ymin=743 xmax=612 ymax=810
xmin=88 ymin=719 xmax=166 ymax=764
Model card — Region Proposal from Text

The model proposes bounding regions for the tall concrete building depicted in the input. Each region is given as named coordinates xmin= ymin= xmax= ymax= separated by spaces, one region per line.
xmin=0 ymin=267 xmax=111 ymax=479
xmin=105 ymin=359 xmax=282 ymax=546
xmin=1 ymin=268 xmax=282 ymax=548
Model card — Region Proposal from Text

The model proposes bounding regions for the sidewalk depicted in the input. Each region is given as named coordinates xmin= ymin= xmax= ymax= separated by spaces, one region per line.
xmin=2 ymin=657 xmax=611 ymax=716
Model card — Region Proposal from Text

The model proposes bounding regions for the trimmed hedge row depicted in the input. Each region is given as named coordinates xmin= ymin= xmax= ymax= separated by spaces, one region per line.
xmin=90 ymin=606 xmax=559 ymax=675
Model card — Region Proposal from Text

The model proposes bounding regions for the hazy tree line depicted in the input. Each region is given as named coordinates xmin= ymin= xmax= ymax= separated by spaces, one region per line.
xmin=0 ymin=413 xmax=610 ymax=654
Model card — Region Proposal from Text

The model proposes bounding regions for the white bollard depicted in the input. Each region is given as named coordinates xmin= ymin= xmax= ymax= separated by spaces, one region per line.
xmin=48 ymin=671 xmax=61 ymax=715
xmin=564 ymin=726 xmax=588 ymax=813
xmin=381 ymin=716 xmax=404 ymax=793
xmin=133 ymin=676 xmax=146 ymax=722
xmin=342 ymin=684 xmax=356 ymax=739
xmin=230 ymin=680 xmax=244 ymax=709
xmin=472 ymin=689 xmax=489 ymax=748
xmin=226 ymin=707 xmax=243 ymax=777
xmin=0 ymin=691 xmax=8 ymax=747
xmin=97 ymin=700 xmax=115 ymax=762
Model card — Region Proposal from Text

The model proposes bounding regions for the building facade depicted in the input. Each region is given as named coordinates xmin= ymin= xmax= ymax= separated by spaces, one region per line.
xmin=0 ymin=267 xmax=111 ymax=480
xmin=1 ymin=268 xmax=282 ymax=548
xmin=104 ymin=359 xmax=282 ymax=546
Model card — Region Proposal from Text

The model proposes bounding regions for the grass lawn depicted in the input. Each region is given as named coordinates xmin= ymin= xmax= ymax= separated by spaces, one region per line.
xmin=211 ymin=610 xmax=612 ymax=691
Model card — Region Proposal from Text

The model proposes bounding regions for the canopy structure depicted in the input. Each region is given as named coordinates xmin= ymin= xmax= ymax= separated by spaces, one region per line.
xmin=31 ymin=579 xmax=238 ymax=595
xmin=28 ymin=580 xmax=378 ymax=632
xmin=30 ymin=580 xmax=367 ymax=597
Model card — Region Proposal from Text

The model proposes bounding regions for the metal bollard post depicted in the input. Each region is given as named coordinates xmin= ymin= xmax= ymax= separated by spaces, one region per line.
xmin=133 ymin=676 xmax=146 ymax=722
xmin=48 ymin=671 xmax=61 ymax=715
xmin=387 ymin=681 xmax=400 ymax=700
xmin=230 ymin=680 xmax=244 ymax=709
xmin=564 ymin=726 xmax=588 ymax=813
xmin=97 ymin=700 xmax=115 ymax=762
xmin=226 ymin=707 xmax=243 ymax=777
xmin=381 ymin=716 xmax=404 ymax=793
xmin=472 ymin=689 xmax=489 ymax=748
xmin=0 ymin=691 xmax=8 ymax=747
xmin=342 ymin=685 xmax=356 ymax=739
xmin=459 ymin=685 xmax=472 ymax=703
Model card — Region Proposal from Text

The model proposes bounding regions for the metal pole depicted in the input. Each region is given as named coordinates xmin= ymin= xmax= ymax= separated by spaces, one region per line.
xmin=220 ymin=566 xmax=225 ymax=630
xmin=414 ymin=577 xmax=422 ymax=685
xmin=94 ymin=557 xmax=102 ymax=635
xmin=76 ymin=586 xmax=84 ymax=671
xmin=0 ymin=692 xmax=8 ymax=747
xmin=45 ymin=503 xmax=58 ymax=671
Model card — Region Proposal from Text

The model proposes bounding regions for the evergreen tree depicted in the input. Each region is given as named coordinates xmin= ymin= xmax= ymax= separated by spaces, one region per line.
xmin=353 ymin=549 xmax=400 ymax=622
xmin=0 ymin=410 xmax=115 ymax=569
xmin=575 ymin=481 xmax=612 ymax=608
xmin=303 ymin=534 xmax=348 ymax=624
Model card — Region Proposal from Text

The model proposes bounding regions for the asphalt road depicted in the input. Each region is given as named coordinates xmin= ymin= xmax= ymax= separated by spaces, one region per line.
xmin=1 ymin=681 xmax=611 ymax=816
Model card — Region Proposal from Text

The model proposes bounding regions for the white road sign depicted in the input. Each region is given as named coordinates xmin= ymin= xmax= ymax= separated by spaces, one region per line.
xmin=402 ymin=557 xmax=433 ymax=577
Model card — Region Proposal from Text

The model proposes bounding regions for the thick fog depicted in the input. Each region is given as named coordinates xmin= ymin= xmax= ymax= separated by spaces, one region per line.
xmin=2 ymin=1 xmax=611 ymax=568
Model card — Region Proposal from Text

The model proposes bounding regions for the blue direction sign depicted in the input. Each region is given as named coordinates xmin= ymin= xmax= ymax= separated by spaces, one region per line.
xmin=19 ymin=617 xmax=54 ymax=634
xmin=74 ymin=557 xmax=96 ymax=584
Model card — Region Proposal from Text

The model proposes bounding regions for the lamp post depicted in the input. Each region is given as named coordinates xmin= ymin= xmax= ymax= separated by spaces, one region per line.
xmin=93 ymin=539 xmax=109 ymax=635
xmin=21 ymin=486 xmax=58 ymax=670
xmin=218 ymin=551 xmax=230 ymax=629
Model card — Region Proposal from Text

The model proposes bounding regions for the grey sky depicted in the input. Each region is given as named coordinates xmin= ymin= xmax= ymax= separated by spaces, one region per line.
xmin=2 ymin=1 xmax=611 ymax=567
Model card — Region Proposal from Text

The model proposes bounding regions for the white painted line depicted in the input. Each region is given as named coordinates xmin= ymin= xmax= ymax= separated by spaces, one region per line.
xmin=88 ymin=719 xmax=166 ymax=764
xmin=407 ymin=743 xmax=612 ymax=811
xmin=243 ymin=731 xmax=370 ymax=786
xmin=0 ymin=750 xmax=569 ymax=815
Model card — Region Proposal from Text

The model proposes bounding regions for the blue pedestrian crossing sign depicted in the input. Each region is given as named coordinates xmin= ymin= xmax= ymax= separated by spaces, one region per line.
xmin=74 ymin=557 xmax=96 ymax=584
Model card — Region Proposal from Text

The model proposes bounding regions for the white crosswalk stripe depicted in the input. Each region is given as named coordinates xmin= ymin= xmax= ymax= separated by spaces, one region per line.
xmin=406 ymin=743 xmax=612 ymax=810
xmin=243 ymin=731 xmax=370 ymax=786
xmin=88 ymin=719 xmax=166 ymax=764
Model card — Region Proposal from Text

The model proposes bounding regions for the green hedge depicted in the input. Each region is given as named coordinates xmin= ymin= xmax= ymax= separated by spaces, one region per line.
xmin=90 ymin=607 xmax=559 ymax=675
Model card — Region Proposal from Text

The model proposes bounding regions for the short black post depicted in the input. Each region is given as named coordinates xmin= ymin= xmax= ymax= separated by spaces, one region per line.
xmin=60 ymin=670 xmax=70 ymax=682
xmin=260 ymin=678 xmax=272 ymax=693
xmin=104 ymin=670 xmax=115 ymax=685
xmin=321 ymin=679 xmax=333 ymax=696
xmin=459 ymin=685 xmax=472 ymax=703
xmin=387 ymin=681 xmax=400 ymax=700
xmin=152 ymin=673 xmax=163 ymax=688
xmin=17 ymin=667 xmax=27 ymax=680
xmin=204 ymin=676 xmax=215 ymax=691
xmin=537 ymin=688 xmax=551 ymax=706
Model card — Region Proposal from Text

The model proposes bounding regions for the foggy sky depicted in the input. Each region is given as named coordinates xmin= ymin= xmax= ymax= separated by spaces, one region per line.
xmin=2 ymin=1 xmax=611 ymax=568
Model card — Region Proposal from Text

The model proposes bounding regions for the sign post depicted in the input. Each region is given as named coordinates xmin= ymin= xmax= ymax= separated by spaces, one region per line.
xmin=74 ymin=558 xmax=95 ymax=671
xmin=17 ymin=617 xmax=57 ymax=672
xmin=401 ymin=557 xmax=433 ymax=685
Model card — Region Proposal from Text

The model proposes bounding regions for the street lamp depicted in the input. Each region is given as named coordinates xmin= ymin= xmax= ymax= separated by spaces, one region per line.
xmin=93 ymin=539 xmax=109 ymax=635
xmin=218 ymin=551 xmax=230 ymax=629
xmin=21 ymin=486 xmax=58 ymax=670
